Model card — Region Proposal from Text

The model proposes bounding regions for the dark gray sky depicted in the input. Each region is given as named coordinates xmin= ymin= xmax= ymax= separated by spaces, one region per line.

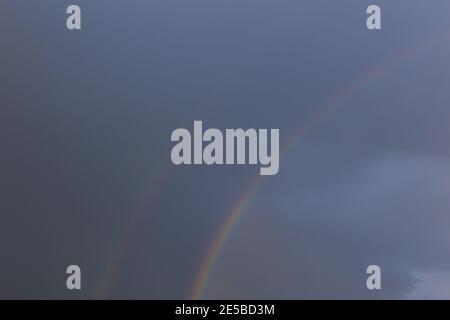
xmin=1 ymin=1 xmax=450 ymax=299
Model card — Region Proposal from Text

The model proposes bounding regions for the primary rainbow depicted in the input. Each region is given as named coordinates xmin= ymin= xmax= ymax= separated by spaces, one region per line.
xmin=189 ymin=33 xmax=445 ymax=300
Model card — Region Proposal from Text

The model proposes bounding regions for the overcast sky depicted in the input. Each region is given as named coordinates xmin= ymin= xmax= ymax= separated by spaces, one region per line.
xmin=1 ymin=0 xmax=450 ymax=299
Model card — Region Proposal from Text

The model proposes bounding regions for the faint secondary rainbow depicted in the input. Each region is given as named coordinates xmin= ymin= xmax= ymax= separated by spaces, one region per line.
xmin=190 ymin=34 xmax=446 ymax=300
xmin=96 ymin=167 xmax=169 ymax=299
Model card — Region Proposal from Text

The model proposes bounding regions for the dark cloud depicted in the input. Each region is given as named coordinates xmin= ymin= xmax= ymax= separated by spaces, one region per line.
xmin=1 ymin=0 xmax=450 ymax=299
xmin=206 ymin=155 xmax=450 ymax=298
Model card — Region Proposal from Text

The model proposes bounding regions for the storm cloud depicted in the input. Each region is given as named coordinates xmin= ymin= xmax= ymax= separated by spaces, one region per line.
xmin=1 ymin=0 xmax=450 ymax=299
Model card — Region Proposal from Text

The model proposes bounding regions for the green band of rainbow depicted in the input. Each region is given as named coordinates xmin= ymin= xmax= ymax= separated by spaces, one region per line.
xmin=190 ymin=33 xmax=446 ymax=299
